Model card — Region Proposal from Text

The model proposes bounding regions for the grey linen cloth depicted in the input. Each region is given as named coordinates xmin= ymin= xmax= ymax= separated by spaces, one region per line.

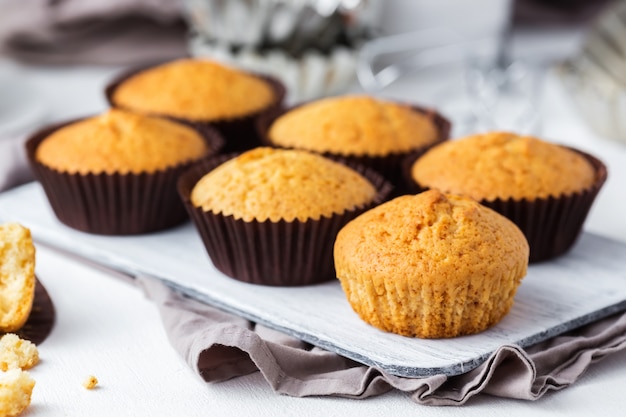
xmin=138 ymin=276 xmax=626 ymax=406
xmin=0 ymin=0 xmax=187 ymax=66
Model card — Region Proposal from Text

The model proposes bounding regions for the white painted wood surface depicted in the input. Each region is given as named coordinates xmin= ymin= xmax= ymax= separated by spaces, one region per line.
xmin=1 ymin=183 xmax=625 ymax=377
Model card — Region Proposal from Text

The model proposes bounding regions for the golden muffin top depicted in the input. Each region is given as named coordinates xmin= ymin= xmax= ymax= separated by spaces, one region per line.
xmin=110 ymin=59 xmax=277 ymax=122
xmin=267 ymin=95 xmax=440 ymax=157
xmin=334 ymin=189 xmax=529 ymax=288
xmin=190 ymin=147 xmax=377 ymax=222
xmin=36 ymin=109 xmax=209 ymax=175
xmin=411 ymin=131 xmax=597 ymax=201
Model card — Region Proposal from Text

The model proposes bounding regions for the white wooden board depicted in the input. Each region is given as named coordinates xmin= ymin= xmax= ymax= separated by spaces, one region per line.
xmin=1 ymin=183 xmax=626 ymax=377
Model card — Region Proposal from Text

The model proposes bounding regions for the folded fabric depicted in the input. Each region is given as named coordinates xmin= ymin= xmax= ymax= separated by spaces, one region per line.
xmin=0 ymin=0 xmax=187 ymax=66
xmin=138 ymin=276 xmax=626 ymax=406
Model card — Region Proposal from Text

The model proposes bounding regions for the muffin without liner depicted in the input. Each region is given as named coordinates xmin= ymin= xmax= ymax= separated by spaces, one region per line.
xmin=334 ymin=190 xmax=529 ymax=339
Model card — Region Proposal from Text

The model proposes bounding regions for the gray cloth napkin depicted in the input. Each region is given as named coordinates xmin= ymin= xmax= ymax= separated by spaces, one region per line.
xmin=137 ymin=276 xmax=626 ymax=406
xmin=0 ymin=0 xmax=187 ymax=66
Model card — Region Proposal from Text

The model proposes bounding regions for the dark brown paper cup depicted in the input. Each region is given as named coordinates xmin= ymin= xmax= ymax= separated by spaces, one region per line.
xmin=25 ymin=118 xmax=224 ymax=235
xmin=105 ymin=63 xmax=286 ymax=154
xmin=11 ymin=278 xmax=55 ymax=346
xmin=256 ymin=102 xmax=451 ymax=195
xmin=177 ymin=154 xmax=393 ymax=286
xmin=404 ymin=147 xmax=608 ymax=263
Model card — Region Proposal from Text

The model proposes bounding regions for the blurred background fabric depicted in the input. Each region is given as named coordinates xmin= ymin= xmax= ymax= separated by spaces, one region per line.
xmin=0 ymin=0 xmax=619 ymax=192
xmin=513 ymin=0 xmax=614 ymax=26
xmin=0 ymin=0 xmax=188 ymax=65
xmin=0 ymin=0 xmax=616 ymax=67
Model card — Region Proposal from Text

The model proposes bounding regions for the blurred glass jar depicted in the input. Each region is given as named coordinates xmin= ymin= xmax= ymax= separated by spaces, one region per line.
xmin=183 ymin=0 xmax=381 ymax=102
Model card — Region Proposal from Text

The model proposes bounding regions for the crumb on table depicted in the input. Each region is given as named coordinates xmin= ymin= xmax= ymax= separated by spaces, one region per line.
xmin=0 ymin=334 xmax=39 ymax=371
xmin=82 ymin=375 xmax=98 ymax=390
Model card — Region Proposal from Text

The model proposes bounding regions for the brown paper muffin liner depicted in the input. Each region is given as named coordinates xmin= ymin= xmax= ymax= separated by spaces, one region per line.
xmin=6 ymin=278 xmax=55 ymax=345
xmin=25 ymin=118 xmax=224 ymax=235
xmin=177 ymin=154 xmax=393 ymax=286
xmin=105 ymin=62 xmax=286 ymax=154
xmin=256 ymin=102 xmax=451 ymax=196
xmin=404 ymin=148 xmax=608 ymax=263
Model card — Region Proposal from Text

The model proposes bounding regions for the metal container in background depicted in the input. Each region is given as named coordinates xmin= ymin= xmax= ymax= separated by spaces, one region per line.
xmin=558 ymin=0 xmax=626 ymax=144
xmin=183 ymin=0 xmax=381 ymax=102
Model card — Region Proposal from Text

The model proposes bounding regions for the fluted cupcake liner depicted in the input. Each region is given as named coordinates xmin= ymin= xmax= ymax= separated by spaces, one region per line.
xmin=25 ymin=118 xmax=224 ymax=235
xmin=105 ymin=62 xmax=286 ymax=154
xmin=404 ymin=147 xmax=608 ymax=263
xmin=256 ymin=103 xmax=451 ymax=196
xmin=177 ymin=154 xmax=393 ymax=286
xmin=16 ymin=278 xmax=55 ymax=345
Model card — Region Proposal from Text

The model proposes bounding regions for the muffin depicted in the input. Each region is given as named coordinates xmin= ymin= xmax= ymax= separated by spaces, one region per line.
xmin=106 ymin=58 xmax=286 ymax=153
xmin=26 ymin=109 xmax=223 ymax=235
xmin=258 ymin=95 xmax=451 ymax=194
xmin=178 ymin=147 xmax=392 ymax=286
xmin=409 ymin=131 xmax=607 ymax=262
xmin=334 ymin=190 xmax=529 ymax=339
xmin=0 ymin=223 xmax=35 ymax=333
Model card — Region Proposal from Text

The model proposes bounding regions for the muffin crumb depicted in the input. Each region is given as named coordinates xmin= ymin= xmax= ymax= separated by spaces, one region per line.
xmin=0 ymin=369 xmax=35 ymax=417
xmin=82 ymin=375 xmax=98 ymax=390
xmin=0 ymin=334 xmax=39 ymax=371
